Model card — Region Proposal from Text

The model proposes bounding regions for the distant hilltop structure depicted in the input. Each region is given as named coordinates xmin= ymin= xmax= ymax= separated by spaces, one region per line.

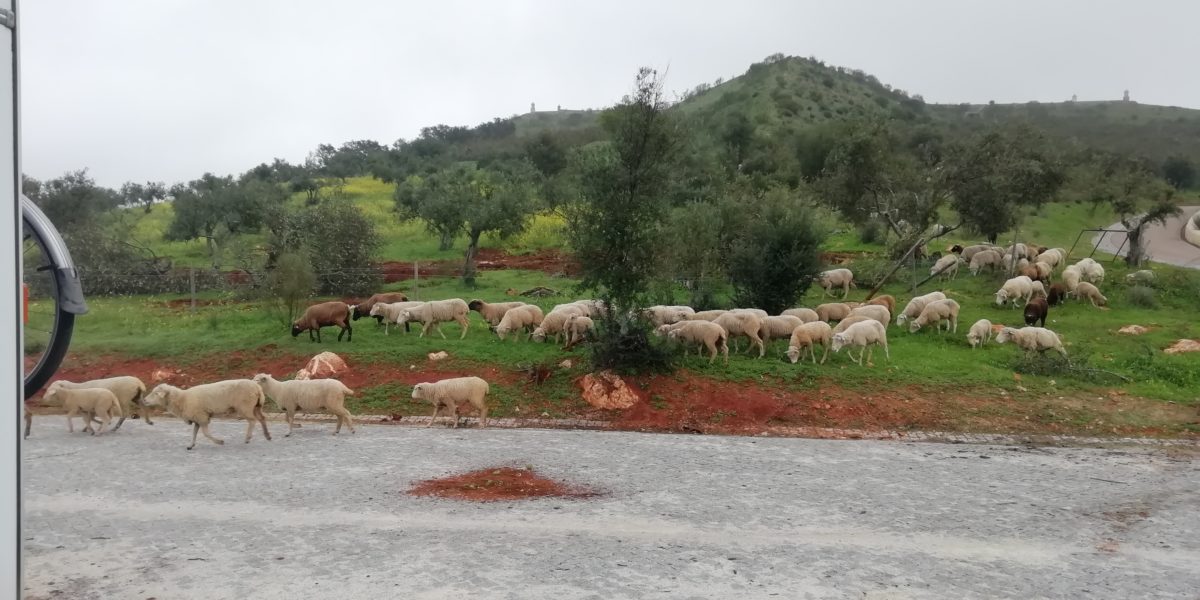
xmin=1123 ymin=90 xmax=1131 ymax=102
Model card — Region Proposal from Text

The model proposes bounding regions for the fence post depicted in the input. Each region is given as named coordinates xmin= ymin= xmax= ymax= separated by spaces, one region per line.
xmin=189 ymin=268 xmax=196 ymax=314
xmin=413 ymin=261 xmax=419 ymax=300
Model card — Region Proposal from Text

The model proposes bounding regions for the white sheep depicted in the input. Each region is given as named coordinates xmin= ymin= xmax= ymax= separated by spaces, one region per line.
xmin=815 ymin=302 xmax=853 ymax=322
xmin=966 ymin=319 xmax=993 ymax=348
xmin=1074 ymin=281 xmax=1108 ymax=307
xmin=1125 ymin=270 xmax=1155 ymax=285
xmin=995 ymin=276 xmax=1034 ymax=308
xmin=42 ymin=385 xmax=122 ymax=435
xmin=848 ymin=304 xmax=891 ymax=328
xmin=686 ymin=309 xmax=728 ymax=322
xmin=786 ymin=321 xmax=833 ymax=364
xmin=909 ymin=299 xmax=960 ymax=334
xmin=930 ymin=254 xmax=962 ymax=280
xmin=759 ymin=315 xmax=805 ymax=343
xmin=729 ymin=308 xmax=769 ymax=319
xmin=896 ymin=292 xmax=946 ymax=326
xmin=564 ymin=314 xmax=596 ymax=347
xmin=666 ymin=320 xmax=729 ymax=364
xmin=468 ymin=300 xmax=528 ymax=327
xmin=958 ymin=244 xmax=994 ymax=261
xmin=817 ymin=268 xmax=855 ymax=298
xmin=398 ymin=299 xmax=471 ymax=339
xmin=45 ymin=376 xmax=150 ymax=430
xmin=645 ymin=305 xmax=695 ymax=327
xmin=531 ymin=308 xmax=582 ymax=343
xmin=369 ymin=301 xmax=424 ymax=335
xmin=1035 ymin=249 xmax=1064 ymax=270
xmin=494 ymin=304 xmax=545 ymax=341
xmin=996 ymin=326 xmax=1067 ymax=358
xmin=143 ymin=380 xmax=272 ymax=450
xmin=252 ymin=374 xmax=356 ymax=436
xmin=412 ymin=377 xmax=490 ymax=428
xmin=833 ymin=315 xmax=873 ymax=334
xmin=1030 ymin=280 xmax=1047 ymax=299
xmin=713 ymin=311 xmax=765 ymax=358
xmin=780 ymin=308 xmax=818 ymax=323
xmin=1080 ymin=261 xmax=1105 ymax=283
xmin=969 ymin=249 xmax=1003 ymax=276
xmin=831 ymin=320 xmax=890 ymax=366
xmin=1062 ymin=265 xmax=1082 ymax=292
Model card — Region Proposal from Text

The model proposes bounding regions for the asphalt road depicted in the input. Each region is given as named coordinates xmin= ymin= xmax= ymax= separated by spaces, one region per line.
xmin=1093 ymin=206 xmax=1200 ymax=269
xmin=21 ymin=417 xmax=1200 ymax=599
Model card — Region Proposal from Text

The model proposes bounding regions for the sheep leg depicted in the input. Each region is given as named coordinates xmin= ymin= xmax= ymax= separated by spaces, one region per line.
xmin=449 ymin=402 xmax=460 ymax=429
xmin=752 ymin=333 xmax=765 ymax=359
xmin=952 ymin=317 xmax=958 ymax=334
xmin=187 ymin=423 xmax=200 ymax=450
xmin=706 ymin=340 xmax=717 ymax=364
xmin=882 ymin=340 xmax=890 ymax=362
xmin=65 ymin=408 xmax=76 ymax=433
xmin=83 ymin=410 xmax=96 ymax=435
xmin=136 ymin=391 xmax=153 ymax=425
xmin=428 ymin=403 xmax=440 ymax=427
xmin=436 ymin=323 xmax=448 ymax=339
xmin=819 ymin=343 xmax=829 ymax=365
xmin=864 ymin=346 xmax=873 ymax=366
xmin=201 ymin=422 xmax=225 ymax=446
xmin=476 ymin=402 xmax=487 ymax=429
xmin=333 ymin=407 xmax=355 ymax=434
xmin=254 ymin=404 xmax=272 ymax=441
xmin=458 ymin=316 xmax=470 ymax=339
xmin=94 ymin=410 xmax=112 ymax=435
xmin=285 ymin=408 xmax=296 ymax=437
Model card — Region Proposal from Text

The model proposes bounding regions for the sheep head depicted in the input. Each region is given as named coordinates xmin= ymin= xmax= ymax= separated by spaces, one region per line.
xmin=908 ymin=319 xmax=923 ymax=334
xmin=251 ymin=373 xmax=274 ymax=386
xmin=410 ymin=383 xmax=428 ymax=400
xmin=830 ymin=333 xmax=848 ymax=352
xmin=786 ymin=346 xmax=801 ymax=364
xmin=396 ymin=309 xmax=415 ymax=325
xmin=994 ymin=290 xmax=1010 ymax=306
xmin=995 ymin=328 xmax=1016 ymax=344
xmin=143 ymin=384 xmax=176 ymax=407
xmin=290 ymin=322 xmax=304 ymax=337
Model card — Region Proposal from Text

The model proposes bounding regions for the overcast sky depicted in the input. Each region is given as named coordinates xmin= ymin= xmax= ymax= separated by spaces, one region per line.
xmin=20 ymin=0 xmax=1200 ymax=187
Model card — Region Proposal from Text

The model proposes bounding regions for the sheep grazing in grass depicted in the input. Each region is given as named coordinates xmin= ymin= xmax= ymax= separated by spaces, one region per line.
xmin=564 ymin=315 xmax=596 ymax=348
xmin=352 ymin=292 xmax=409 ymax=323
xmin=398 ymin=299 xmax=471 ymax=339
xmin=896 ymin=291 xmax=947 ymax=326
xmin=1125 ymin=270 xmax=1155 ymax=285
xmin=995 ymin=276 xmax=1035 ymax=308
xmin=1033 ymin=261 xmax=1053 ymax=281
xmin=494 ymin=305 xmax=545 ymax=341
xmin=666 ymin=320 xmax=729 ymax=364
xmin=966 ymin=319 xmax=993 ymax=349
xmin=759 ymin=315 xmax=805 ymax=343
xmin=293 ymin=301 xmax=353 ymax=342
xmin=786 ymin=321 xmax=833 ymax=364
xmin=969 ymin=249 xmax=1003 ymax=276
xmin=713 ymin=311 xmax=765 ymax=358
xmin=848 ymin=304 xmax=891 ymax=328
xmin=1035 ymin=249 xmax=1064 ymax=270
xmin=833 ymin=315 xmax=873 ymax=334
xmin=831 ymin=320 xmax=890 ymax=366
xmin=252 ymin=374 xmax=355 ymax=436
xmin=1074 ymin=282 xmax=1108 ymax=307
xmin=412 ymin=377 xmax=490 ymax=429
xmin=815 ymin=302 xmax=853 ymax=323
xmin=908 ymin=299 xmax=960 ymax=334
xmin=930 ymin=254 xmax=962 ymax=280
xmin=996 ymin=326 xmax=1067 ymax=358
xmin=42 ymin=385 xmax=122 ymax=435
xmin=1075 ymin=258 xmax=1105 ymax=283
xmin=144 ymin=380 xmax=273 ymax=450
xmin=368 ymin=301 xmax=423 ymax=335
xmin=645 ymin=305 xmax=695 ymax=327
xmin=468 ymin=300 xmax=528 ymax=327
xmin=864 ymin=294 xmax=895 ymax=315
xmin=1030 ymin=280 xmax=1048 ymax=299
xmin=45 ymin=376 xmax=151 ymax=430
xmin=957 ymin=244 xmax=994 ymax=261
xmin=817 ymin=268 xmax=855 ymax=298
xmin=1024 ymin=296 xmax=1048 ymax=327
xmin=1062 ymin=265 xmax=1082 ymax=292
xmin=687 ymin=309 xmax=729 ymax=322
xmin=1047 ymin=283 xmax=1068 ymax=306
xmin=531 ymin=308 xmax=583 ymax=344
xmin=779 ymin=308 xmax=818 ymax=323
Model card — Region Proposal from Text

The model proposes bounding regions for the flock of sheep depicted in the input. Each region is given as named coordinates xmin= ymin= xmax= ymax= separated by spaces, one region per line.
xmin=29 ymin=241 xmax=1140 ymax=449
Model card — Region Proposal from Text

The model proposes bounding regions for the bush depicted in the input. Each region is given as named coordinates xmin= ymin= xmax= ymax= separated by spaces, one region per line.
xmin=728 ymin=191 xmax=825 ymax=314
xmin=586 ymin=314 xmax=675 ymax=375
xmin=1126 ymin=285 xmax=1158 ymax=308
xmin=858 ymin=221 xmax=883 ymax=244
xmin=267 ymin=253 xmax=316 ymax=326
xmin=299 ymin=200 xmax=382 ymax=296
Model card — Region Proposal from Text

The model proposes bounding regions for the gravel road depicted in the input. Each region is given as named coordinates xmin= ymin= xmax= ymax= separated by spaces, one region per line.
xmin=1093 ymin=206 xmax=1200 ymax=269
xmin=22 ymin=417 xmax=1200 ymax=599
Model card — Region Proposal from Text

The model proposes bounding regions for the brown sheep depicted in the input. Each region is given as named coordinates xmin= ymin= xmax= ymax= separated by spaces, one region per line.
xmin=1047 ymin=283 xmax=1067 ymax=306
xmin=292 ymin=301 xmax=352 ymax=343
xmin=351 ymin=292 xmax=409 ymax=323
xmin=1023 ymin=296 xmax=1048 ymax=328
xmin=865 ymin=294 xmax=895 ymax=315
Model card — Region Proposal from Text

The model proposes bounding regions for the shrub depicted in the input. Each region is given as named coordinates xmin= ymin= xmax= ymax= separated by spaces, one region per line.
xmin=858 ymin=221 xmax=883 ymax=244
xmin=299 ymin=200 xmax=382 ymax=296
xmin=586 ymin=314 xmax=675 ymax=375
xmin=727 ymin=192 xmax=825 ymax=314
xmin=267 ymin=253 xmax=316 ymax=326
xmin=1126 ymin=285 xmax=1158 ymax=308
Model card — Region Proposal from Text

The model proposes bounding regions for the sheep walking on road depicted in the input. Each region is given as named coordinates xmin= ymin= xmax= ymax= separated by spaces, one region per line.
xmin=45 ymin=376 xmax=151 ymax=430
xmin=412 ymin=377 xmax=490 ymax=429
xmin=144 ymin=380 xmax=272 ymax=450
xmin=43 ymin=385 xmax=123 ymax=435
xmin=253 ymin=374 xmax=356 ymax=436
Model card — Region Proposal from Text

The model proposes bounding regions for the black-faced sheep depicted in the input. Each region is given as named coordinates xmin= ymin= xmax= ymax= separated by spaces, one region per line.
xmin=1023 ymin=296 xmax=1048 ymax=327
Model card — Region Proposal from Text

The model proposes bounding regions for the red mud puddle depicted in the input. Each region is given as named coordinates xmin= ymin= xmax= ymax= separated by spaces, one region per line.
xmin=408 ymin=467 xmax=600 ymax=502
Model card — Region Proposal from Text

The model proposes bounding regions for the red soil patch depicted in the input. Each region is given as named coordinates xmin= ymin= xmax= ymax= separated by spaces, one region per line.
xmin=408 ymin=467 xmax=600 ymax=502
xmin=378 ymin=249 xmax=577 ymax=283
xmin=819 ymin=251 xmax=865 ymax=265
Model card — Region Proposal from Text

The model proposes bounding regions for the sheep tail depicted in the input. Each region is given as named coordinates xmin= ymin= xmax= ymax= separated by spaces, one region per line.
xmin=339 ymin=382 xmax=355 ymax=396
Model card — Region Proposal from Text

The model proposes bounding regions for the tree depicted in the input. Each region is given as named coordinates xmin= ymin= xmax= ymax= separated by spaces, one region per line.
xmin=298 ymin=200 xmax=382 ymax=295
xmin=458 ymin=166 xmax=535 ymax=285
xmin=267 ymin=253 xmax=316 ymax=326
xmin=24 ymin=170 xmax=119 ymax=233
xmin=524 ymin=132 xmax=567 ymax=177
xmin=166 ymin=174 xmax=286 ymax=268
xmin=720 ymin=112 xmax=756 ymax=169
xmin=946 ymin=127 xmax=1065 ymax=244
xmin=727 ymin=188 xmax=825 ymax=314
xmin=567 ymin=67 xmax=680 ymax=373
xmin=1090 ymin=157 xmax=1181 ymax=267
xmin=394 ymin=171 xmax=469 ymax=251
xmin=120 ymin=181 xmax=167 ymax=213
xmin=1162 ymin=155 xmax=1196 ymax=190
